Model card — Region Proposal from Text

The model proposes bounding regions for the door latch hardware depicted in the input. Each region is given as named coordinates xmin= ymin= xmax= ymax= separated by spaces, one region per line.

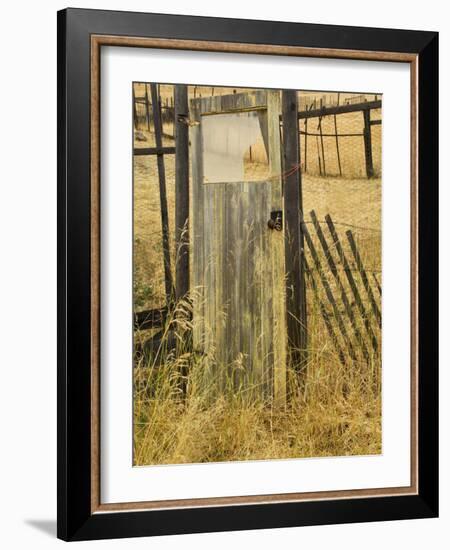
xmin=268 ymin=210 xmax=283 ymax=231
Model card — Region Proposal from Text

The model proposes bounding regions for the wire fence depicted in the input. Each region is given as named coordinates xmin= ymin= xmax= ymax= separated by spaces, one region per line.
xmin=134 ymin=85 xmax=382 ymax=181
xmin=299 ymin=104 xmax=381 ymax=179
xmin=302 ymin=210 xmax=381 ymax=366
xmin=133 ymin=83 xmax=382 ymax=364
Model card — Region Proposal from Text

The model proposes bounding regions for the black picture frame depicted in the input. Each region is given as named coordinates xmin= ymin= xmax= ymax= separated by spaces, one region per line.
xmin=57 ymin=8 xmax=438 ymax=541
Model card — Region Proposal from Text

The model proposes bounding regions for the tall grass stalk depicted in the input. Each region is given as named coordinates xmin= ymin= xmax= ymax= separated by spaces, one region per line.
xmin=133 ymin=289 xmax=381 ymax=466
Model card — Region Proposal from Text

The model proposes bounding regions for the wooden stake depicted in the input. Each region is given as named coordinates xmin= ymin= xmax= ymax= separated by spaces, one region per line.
xmin=267 ymin=90 xmax=287 ymax=406
xmin=304 ymin=118 xmax=308 ymax=172
xmin=304 ymin=255 xmax=346 ymax=366
xmin=318 ymin=113 xmax=326 ymax=176
xmin=310 ymin=210 xmax=370 ymax=361
xmin=302 ymin=221 xmax=357 ymax=360
xmin=346 ymin=230 xmax=381 ymax=326
xmin=334 ymin=92 xmax=342 ymax=176
xmin=363 ymin=109 xmax=374 ymax=178
xmin=282 ymin=90 xmax=308 ymax=375
xmin=145 ymin=84 xmax=150 ymax=131
xmin=132 ymin=85 xmax=138 ymax=129
xmin=150 ymin=83 xmax=174 ymax=305
xmin=325 ymin=214 xmax=378 ymax=353
xmin=174 ymin=84 xmax=190 ymax=301
xmin=316 ymin=136 xmax=322 ymax=176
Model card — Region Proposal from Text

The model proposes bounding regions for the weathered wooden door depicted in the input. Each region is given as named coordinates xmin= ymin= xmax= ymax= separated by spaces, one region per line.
xmin=190 ymin=91 xmax=286 ymax=403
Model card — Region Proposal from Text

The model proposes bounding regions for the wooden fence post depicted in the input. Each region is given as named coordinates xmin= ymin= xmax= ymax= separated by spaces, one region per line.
xmin=334 ymin=93 xmax=342 ymax=176
xmin=363 ymin=109 xmax=374 ymax=178
xmin=174 ymin=85 xmax=190 ymax=301
xmin=316 ymin=136 xmax=322 ymax=175
xmin=318 ymin=114 xmax=327 ymax=176
xmin=304 ymin=118 xmax=308 ymax=172
xmin=268 ymin=91 xmax=287 ymax=406
xmin=150 ymin=83 xmax=174 ymax=305
xmin=318 ymin=99 xmax=327 ymax=177
xmin=281 ymin=90 xmax=307 ymax=375
xmin=132 ymin=85 xmax=138 ymax=129
xmin=145 ymin=84 xmax=151 ymax=131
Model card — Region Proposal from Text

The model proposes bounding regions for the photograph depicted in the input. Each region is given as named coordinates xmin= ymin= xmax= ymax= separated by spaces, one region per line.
xmin=132 ymin=83 xmax=383 ymax=466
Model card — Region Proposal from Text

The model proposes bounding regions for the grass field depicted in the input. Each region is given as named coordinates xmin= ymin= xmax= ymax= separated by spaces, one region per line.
xmin=133 ymin=86 xmax=382 ymax=466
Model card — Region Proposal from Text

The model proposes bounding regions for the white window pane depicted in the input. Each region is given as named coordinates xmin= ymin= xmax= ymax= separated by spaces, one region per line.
xmin=202 ymin=111 xmax=269 ymax=183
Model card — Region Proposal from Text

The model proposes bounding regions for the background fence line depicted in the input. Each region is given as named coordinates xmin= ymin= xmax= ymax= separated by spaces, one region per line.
xmin=134 ymin=86 xmax=382 ymax=179
xmin=133 ymin=84 xmax=382 ymax=368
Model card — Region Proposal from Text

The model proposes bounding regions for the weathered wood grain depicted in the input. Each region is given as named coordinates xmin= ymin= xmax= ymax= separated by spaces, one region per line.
xmin=190 ymin=90 xmax=286 ymax=402
xmin=267 ymin=90 xmax=287 ymax=406
xmin=190 ymin=100 xmax=205 ymax=351
xmin=363 ymin=109 xmax=374 ymax=178
xmin=134 ymin=146 xmax=176 ymax=156
xmin=298 ymin=99 xmax=382 ymax=120
xmin=282 ymin=90 xmax=307 ymax=378
xmin=150 ymin=83 xmax=174 ymax=305
xmin=174 ymin=85 xmax=190 ymax=301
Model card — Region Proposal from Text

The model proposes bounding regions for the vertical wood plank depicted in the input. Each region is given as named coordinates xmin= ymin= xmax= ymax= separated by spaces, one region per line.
xmin=214 ymin=184 xmax=226 ymax=382
xmin=267 ymin=90 xmax=287 ymax=406
xmin=226 ymin=184 xmax=240 ymax=390
xmin=316 ymin=135 xmax=322 ymax=176
xmin=250 ymin=184 xmax=263 ymax=395
xmin=363 ymin=109 xmax=374 ymax=178
xmin=132 ymin=84 xmax=138 ymax=129
xmin=150 ymin=83 xmax=174 ymax=305
xmin=318 ymin=114 xmax=326 ymax=176
xmin=190 ymin=101 xmax=205 ymax=352
xmin=304 ymin=118 xmax=308 ymax=173
xmin=261 ymin=183 xmax=274 ymax=397
xmin=334 ymin=93 xmax=342 ymax=176
xmin=203 ymin=183 xmax=218 ymax=389
xmin=145 ymin=84 xmax=151 ymax=131
xmin=282 ymin=90 xmax=308 ymax=378
xmin=174 ymin=85 xmax=190 ymax=301
xmin=239 ymin=184 xmax=251 ymax=391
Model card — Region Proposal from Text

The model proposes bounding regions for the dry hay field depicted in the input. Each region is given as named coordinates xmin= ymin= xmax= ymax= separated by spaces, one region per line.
xmin=133 ymin=85 xmax=382 ymax=466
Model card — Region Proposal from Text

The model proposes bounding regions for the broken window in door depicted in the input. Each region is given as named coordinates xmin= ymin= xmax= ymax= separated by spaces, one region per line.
xmin=201 ymin=110 xmax=269 ymax=183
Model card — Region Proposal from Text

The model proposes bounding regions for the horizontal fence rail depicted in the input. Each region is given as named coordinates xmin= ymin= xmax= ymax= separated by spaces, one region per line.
xmin=297 ymin=100 xmax=381 ymax=120
xmin=132 ymin=84 xmax=382 ymax=381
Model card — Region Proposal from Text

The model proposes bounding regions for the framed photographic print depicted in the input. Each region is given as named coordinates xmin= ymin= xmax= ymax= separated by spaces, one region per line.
xmin=57 ymin=8 xmax=438 ymax=541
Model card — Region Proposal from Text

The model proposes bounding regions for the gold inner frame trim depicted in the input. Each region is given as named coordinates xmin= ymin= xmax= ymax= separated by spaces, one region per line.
xmin=90 ymin=34 xmax=419 ymax=514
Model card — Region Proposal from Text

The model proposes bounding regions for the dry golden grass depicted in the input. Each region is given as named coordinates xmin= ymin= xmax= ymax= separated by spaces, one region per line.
xmin=133 ymin=294 xmax=381 ymax=465
xmin=299 ymin=108 xmax=382 ymax=178
xmin=133 ymin=85 xmax=382 ymax=465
